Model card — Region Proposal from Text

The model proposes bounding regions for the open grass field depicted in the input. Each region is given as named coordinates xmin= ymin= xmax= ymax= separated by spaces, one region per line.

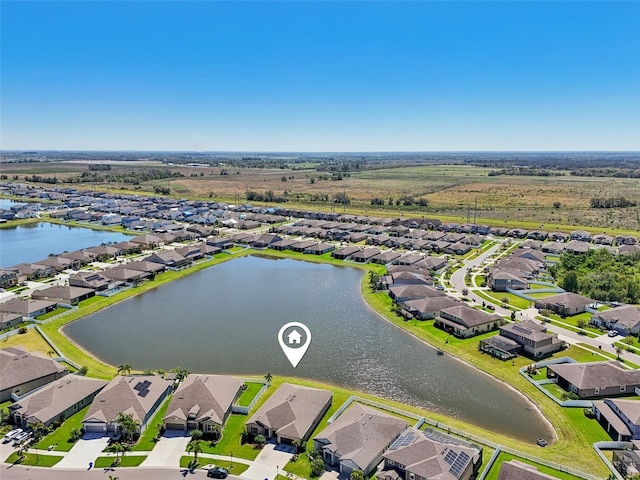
xmin=3 ymin=161 xmax=640 ymax=233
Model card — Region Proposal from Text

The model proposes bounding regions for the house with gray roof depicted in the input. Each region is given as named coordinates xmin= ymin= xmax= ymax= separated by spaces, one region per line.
xmin=313 ymin=403 xmax=407 ymax=476
xmin=144 ymin=250 xmax=192 ymax=269
xmin=10 ymin=375 xmax=108 ymax=427
xmin=498 ymin=320 xmax=564 ymax=358
xmin=388 ymin=285 xmax=445 ymax=303
xmin=435 ymin=305 xmax=504 ymax=338
xmin=83 ymin=375 xmax=172 ymax=435
xmin=593 ymin=398 xmax=640 ymax=441
xmin=590 ymin=305 xmax=640 ymax=336
xmin=376 ymin=427 xmax=482 ymax=480
xmin=164 ymin=374 xmax=243 ymax=433
xmin=246 ymin=383 xmax=332 ymax=445
xmin=69 ymin=271 xmax=114 ymax=291
xmin=332 ymin=246 xmax=362 ymax=260
xmin=534 ymin=292 xmax=594 ymax=317
xmin=498 ymin=460 xmax=562 ymax=480
xmin=31 ymin=285 xmax=95 ymax=306
xmin=0 ymin=298 xmax=57 ymax=318
xmin=547 ymin=361 xmax=640 ymax=399
xmin=0 ymin=347 xmax=69 ymax=402
xmin=0 ymin=312 xmax=23 ymax=330
xmin=402 ymin=296 xmax=462 ymax=320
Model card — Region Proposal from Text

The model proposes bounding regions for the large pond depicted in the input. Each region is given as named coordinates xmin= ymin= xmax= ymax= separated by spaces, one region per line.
xmin=0 ymin=222 xmax=131 ymax=267
xmin=65 ymin=255 xmax=552 ymax=442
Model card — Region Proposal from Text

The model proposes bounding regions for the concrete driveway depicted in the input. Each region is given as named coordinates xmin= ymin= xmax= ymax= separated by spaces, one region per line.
xmin=141 ymin=430 xmax=191 ymax=468
xmin=241 ymin=443 xmax=294 ymax=480
xmin=54 ymin=434 xmax=109 ymax=469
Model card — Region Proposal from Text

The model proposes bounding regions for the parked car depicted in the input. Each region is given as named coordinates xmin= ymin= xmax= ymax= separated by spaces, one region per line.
xmin=537 ymin=438 xmax=548 ymax=447
xmin=3 ymin=428 xmax=22 ymax=443
xmin=207 ymin=467 xmax=229 ymax=478
xmin=608 ymin=330 xmax=618 ymax=337
xmin=13 ymin=431 xmax=32 ymax=446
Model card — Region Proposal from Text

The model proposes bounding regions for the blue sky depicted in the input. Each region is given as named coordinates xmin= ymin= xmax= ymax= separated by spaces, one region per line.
xmin=2 ymin=1 xmax=639 ymax=151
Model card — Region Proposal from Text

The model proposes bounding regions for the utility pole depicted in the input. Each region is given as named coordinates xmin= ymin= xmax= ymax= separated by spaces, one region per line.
xmin=474 ymin=196 xmax=478 ymax=224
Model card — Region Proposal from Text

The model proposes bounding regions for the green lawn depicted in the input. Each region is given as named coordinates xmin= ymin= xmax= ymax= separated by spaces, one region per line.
xmin=5 ymin=451 xmax=63 ymax=467
xmin=35 ymin=405 xmax=90 ymax=451
xmin=36 ymin=307 xmax=71 ymax=320
xmin=78 ymin=295 xmax=109 ymax=308
xmin=482 ymin=291 xmax=532 ymax=309
xmin=198 ymin=413 xmax=261 ymax=460
xmin=482 ymin=452 xmax=589 ymax=480
xmin=130 ymin=394 xmax=172 ymax=452
xmin=237 ymin=382 xmax=264 ymax=407
xmin=186 ymin=458 xmax=249 ymax=475
xmin=541 ymin=382 xmax=568 ymax=399
xmin=94 ymin=455 xmax=147 ymax=468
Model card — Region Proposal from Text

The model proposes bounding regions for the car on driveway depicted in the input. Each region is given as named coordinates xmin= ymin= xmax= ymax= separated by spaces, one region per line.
xmin=207 ymin=467 xmax=229 ymax=479
xmin=3 ymin=428 xmax=22 ymax=443
xmin=608 ymin=330 xmax=618 ymax=337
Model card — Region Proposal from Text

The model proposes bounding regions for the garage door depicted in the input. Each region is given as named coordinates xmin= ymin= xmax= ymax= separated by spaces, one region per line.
xmin=84 ymin=423 xmax=106 ymax=433
xmin=166 ymin=423 xmax=185 ymax=431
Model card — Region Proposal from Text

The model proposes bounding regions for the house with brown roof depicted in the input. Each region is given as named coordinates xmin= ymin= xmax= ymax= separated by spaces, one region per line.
xmin=498 ymin=460 xmax=562 ymax=480
xmin=590 ymin=305 xmax=640 ymax=336
xmin=546 ymin=361 xmax=640 ymax=399
xmin=69 ymin=271 xmax=114 ymax=291
xmin=435 ymin=305 xmax=504 ymax=338
xmin=489 ymin=271 xmax=529 ymax=292
xmin=9 ymin=263 xmax=56 ymax=282
xmin=388 ymin=285 xmax=445 ymax=303
xmin=31 ymin=285 xmax=95 ymax=306
xmin=351 ymin=248 xmax=381 ymax=263
xmin=593 ymin=398 xmax=640 ymax=441
xmin=10 ymin=375 xmax=108 ymax=427
xmin=246 ymin=383 xmax=332 ymax=445
xmin=0 ymin=269 xmax=18 ymax=289
xmin=498 ymin=320 xmax=564 ymax=358
xmin=313 ymin=404 xmax=407 ymax=476
xmin=534 ymin=292 xmax=594 ymax=317
xmin=144 ymin=250 xmax=192 ymax=269
xmin=0 ymin=347 xmax=69 ymax=402
xmin=376 ymin=427 xmax=482 ymax=480
xmin=332 ymin=246 xmax=362 ymax=260
xmin=130 ymin=234 xmax=163 ymax=248
xmin=83 ymin=375 xmax=172 ymax=435
xmin=164 ymin=374 xmax=243 ymax=433
xmin=101 ymin=266 xmax=153 ymax=284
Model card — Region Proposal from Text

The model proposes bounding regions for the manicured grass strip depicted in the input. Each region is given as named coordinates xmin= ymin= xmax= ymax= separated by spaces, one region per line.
xmin=94 ymin=455 xmax=146 ymax=468
xmin=193 ymin=458 xmax=249 ymax=475
xmin=482 ymin=452 xmax=587 ymax=480
xmin=237 ymin=382 xmax=264 ymax=407
xmin=130 ymin=394 xmax=172 ymax=451
xmin=35 ymin=405 xmax=90 ymax=452
xmin=5 ymin=451 xmax=63 ymax=467
xmin=180 ymin=455 xmax=201 ymax=468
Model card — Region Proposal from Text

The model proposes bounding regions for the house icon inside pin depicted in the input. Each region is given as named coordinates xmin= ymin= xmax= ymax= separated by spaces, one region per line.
xmin=287 ymin=329 xmax=303 ymax=345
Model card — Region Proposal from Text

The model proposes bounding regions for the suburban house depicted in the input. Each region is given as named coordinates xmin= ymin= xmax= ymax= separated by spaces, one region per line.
xmin=332 ymin=246 xmax=362 ymax=260
xmin=565 ymin=240 xmax=590 ymax=254
xmin=498 ymin=460 xmax=562 ymax=480
xmin=144 ymin=250 xmax=192 ymax=269
xmin=313 ymin=403 xmax=407 ymax=476
xmin=246 ymin=383 xmax=332 ymax=445
xmin=435 ymin=305 xmax=504 ymax=338
xmin=31 ymin=285 xmax=95 ymax=305
xmin=0 ymin=298 xmax=57 ymax=318
xmin=163 ymin=374 xmax=243 ymax=433
xmin=590 ymin=305 xmax=640 ymax=336
xmin=0 ymin=347 xmax=69 ymax=402
xmin=546 ymin=361 xmax=640 ymax=399
xmin=390 ymin=271 xmax=433 ymax=286
xmin=83 ymin=375 xmax=173 ymax=435
xmin=351 ymin=248 xmax=381 ymax=263
xmin=69 ymin=271 xmax=114 ymax=291
xmin=593 ymin=398 xmax=640 ymax=441
xmin=101 ymin=266 xmax=152 ymax=284
xmin=497 ymin=320 xmax=564 ymax=358
xmin=376 ymin=427 xmax=482 ymax=480
xmin=10 ymin=375 xmax=108 ymax=427
xmin=0 ymin=312 xmax=23 ymax=330
xmin=489 ymin=271 xmax=529 ymax=291
xmin=402 ymin=296 xmax=462 ymax=320
xmin=389 ymin=285 xmax=445 ymax=303
xmin=534 ymin=292 xmax=594 ymax=317
xmin=0 ymin=268 xmax=18 ymax=289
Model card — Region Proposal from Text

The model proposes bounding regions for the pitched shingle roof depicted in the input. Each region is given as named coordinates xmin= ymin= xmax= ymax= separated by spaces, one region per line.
xmin=548 ymin=361 xmax=640 ymax=391
xmin=0 ymin=347 xmax=68 ymax=392
xmin=248 ymin=383 xmax=332 ymax=441
xmin=164 ymin=374 xmax=243 ymax=425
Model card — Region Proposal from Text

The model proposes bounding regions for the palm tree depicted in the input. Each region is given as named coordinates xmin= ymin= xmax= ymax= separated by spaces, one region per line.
xmin=350 ymin=470 xmax=364 ymax=480
xmin=116 ymin=412 xmax=140 ymax=443
xmin=263 ymin=373 xmax=273 ymax=384
xmin=368 ymin=271 xmax=379 ymax=291
xmin=108 ymin=442 xmax=125 ymax=461
xmin=187 ymin=439 xmax=203 ymax=462
xmin=28 ymin=420 xmax=48 ymax=441
xmin=171 ymin=367 xmax=190 ymax=382
xmin=117 ymin=364 xmax=132 ymax=376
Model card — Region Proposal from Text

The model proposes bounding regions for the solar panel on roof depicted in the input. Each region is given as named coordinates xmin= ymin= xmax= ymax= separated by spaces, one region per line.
xmin=449 ymin=451 xmax=470 ymax=478
xmin=443 ymin=450 xmax=457 ymax=465
xmin=138 ymin=389 xmax=149 ymax=398
xmin=389 ymin=430 xmax=417 ymax=450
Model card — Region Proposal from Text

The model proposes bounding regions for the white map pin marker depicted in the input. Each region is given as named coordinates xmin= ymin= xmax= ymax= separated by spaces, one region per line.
xmin=278 ymin=322 xmax=312 ymax=368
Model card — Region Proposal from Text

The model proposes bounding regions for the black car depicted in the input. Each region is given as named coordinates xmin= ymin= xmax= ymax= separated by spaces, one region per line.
xmin=537 ymin=438 xmax=548 ymax=447
xmin=207 ymin=467 xmax=229 ymax=478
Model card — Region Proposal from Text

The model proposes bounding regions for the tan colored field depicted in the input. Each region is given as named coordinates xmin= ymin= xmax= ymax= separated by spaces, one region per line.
xmin=3 ymin=162 xmax=640 ymax=232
